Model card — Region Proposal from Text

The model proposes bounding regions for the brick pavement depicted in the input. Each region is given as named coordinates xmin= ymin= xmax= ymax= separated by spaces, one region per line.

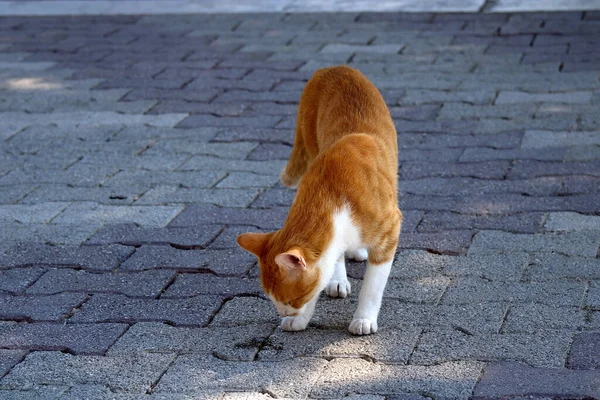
xmin=0 ymin=10 xmax=599 ymax=400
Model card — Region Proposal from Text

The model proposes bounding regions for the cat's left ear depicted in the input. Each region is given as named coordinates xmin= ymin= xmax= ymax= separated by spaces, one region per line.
xmin=237 ymin=232 xmax=271 ymax=257
xmin=275 ymin=248 xmax=307 ymax=270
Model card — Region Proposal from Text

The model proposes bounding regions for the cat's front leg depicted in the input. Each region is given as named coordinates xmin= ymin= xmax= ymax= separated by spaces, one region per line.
xmin=325 ymin=255 xmax=351 ymax=298
xmin=281 ymin=295 xmax=318 ymax=332
xmin=349 ymin=259 xmax=392 ymax=335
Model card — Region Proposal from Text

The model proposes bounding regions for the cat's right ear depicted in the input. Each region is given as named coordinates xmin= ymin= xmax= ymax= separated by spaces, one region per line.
xmin=237 ymin=232 xmax=271 ymax=257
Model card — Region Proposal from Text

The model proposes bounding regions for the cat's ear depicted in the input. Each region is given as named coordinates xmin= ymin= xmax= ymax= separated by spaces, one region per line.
xmin=275 ymin=249 xmax=306 ymax=270
xmin=237 ymin=232 xmax=271 ymax=257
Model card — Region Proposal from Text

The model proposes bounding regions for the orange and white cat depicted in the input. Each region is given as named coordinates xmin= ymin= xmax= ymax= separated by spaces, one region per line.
xmin=237 ymin=66 xmax=402 ymax=335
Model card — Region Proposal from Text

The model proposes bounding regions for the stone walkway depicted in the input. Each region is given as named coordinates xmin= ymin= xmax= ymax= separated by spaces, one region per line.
xmin=0 ymin=9 xmax=599 ymax=400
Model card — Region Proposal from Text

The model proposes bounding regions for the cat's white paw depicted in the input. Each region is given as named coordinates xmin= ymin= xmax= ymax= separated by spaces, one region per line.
xmin=349 ymin=318 xmax=377 ymax=335
xmin=346 ymin=249 xmax=368 ymax=262
xmin=281 ymin=316 xmax=309 ymax=331
xmin=325 ymin=279 xmax=351 ymax=298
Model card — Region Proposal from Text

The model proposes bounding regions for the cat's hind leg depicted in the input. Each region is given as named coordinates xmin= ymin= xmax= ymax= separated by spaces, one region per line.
xmin=325 ymin=255 xmax=351 ymax=298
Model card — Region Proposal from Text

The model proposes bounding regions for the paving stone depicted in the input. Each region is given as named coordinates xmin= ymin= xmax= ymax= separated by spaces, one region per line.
xmin=26 ymin=269 xmax=175 ymax=297
xmin=51 ymin=203 xmax=184 ymax=226
xmin=145 ymin=140 xmax=257 ymax=159
xmin=106 ymin=169 xmax=224 ymax=190
xmin=0 ymin=223 xmax=99 ymax=246
xmin=0 ymin=243 xmax=133 ymax=271
xmin=154 ymin=356 xmax=328 ymax=399
xmin=495 ymin=91 xmax=593 ymax=104
xmin=525 ymin=253 xmax=600 ymax=281
xmin=413 ymin=329 xmax=571 ymax=368
xmin=565 ymin=144 xmax=600 ymax=161
xmin=211 ymin=127 xmax=294 ymax=145
xmin=207 ymin=225 xmax=268 ymax=250
xmin=0 ymin=184 xmax=36 ymax=204
xmin=401 ymin=161 xmax=511 ymax=180
xmin=503 ymin=304 xmax=585 ymax=333
xmin=401 ymin=177 xmax=561 ymax=197
xmin=442 ymin=278 xmax=585 ymax=307
xmin=137 ymin=186 xmax=259 ymax=207
xmin=459 ymin=147 xmax=567 ymax=162
xmin=560 ymin=175 xmax=600 ymax=195
xmin=0 ymin=293 xmax=86 ymax=322
xmin=468 ymin=230 xmax=600 ymax=257
xmin=215 ymin=172 xmax=279 ymax=189
xmin=168 ymin=204 xmax=288 ymax=230
xmin=397 ymin=230 xmax=474 ymax=254
xmin=0 ymin=321 xmax=127 ymax=355
xmin=0 ymin=268 xmax=45 ymax=295
xmin=521 ymin=130 xmax=600 ymax=148
xmin=210 ymin=297 xmax=277 ymax=327
xmin=0 ymin=351 xmax=175 ymax=393
xmin=107 ymin=322 xmax=271 ymax=361
xmin=86 ymin=223 xmax=223 ymax=248
xmin=120 ymin=246 xmax=255 ymax=275
xmin=545 ymin=211 xmax=600 ymax=231
xmin=588 ymin=281 xmax=600 ymax=308
xmin=0 ymin=350 xmax=26 ymax=379
xmin=567 ymin=332 xmax=600 ymax=370
xmin=162 ymin=274 xmax=261 ymax=298
xmin=0 ymin=165 xmax=120 ymax=187
xmin=246 ymin=143 xmax=292 ymax=161
xmin=509 ymin=160 xmax=600 ymax=179
xmin=250 ymin=188 xmax=294 ymax=208
xmin=69 ymin=293 xmax=221 ymax=326
xmin=258 ymin=327 xmax=421 ymax=363
xmin=311 ymin=358 xmax=483 ymax=399
xmin=400 ymin=89 xmax=495 ymax=105
xmin=418 ymin=211 xmax=545 ymax=234
xmin=473 ymin=362 xmax=600 ymax=398
xmin=179 ymin=156 xmax=286 ymax=176
xmin=0 ymin=202 xmax=69 ymax=224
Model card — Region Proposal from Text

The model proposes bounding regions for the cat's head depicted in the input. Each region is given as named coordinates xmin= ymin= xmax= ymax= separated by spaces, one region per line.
xmin=237 ymin=232 xmax=321 ymax=317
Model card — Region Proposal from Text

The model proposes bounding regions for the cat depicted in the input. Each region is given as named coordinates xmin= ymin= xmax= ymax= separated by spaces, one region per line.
xmin=237 ymin=65 xmax=402 ymax=335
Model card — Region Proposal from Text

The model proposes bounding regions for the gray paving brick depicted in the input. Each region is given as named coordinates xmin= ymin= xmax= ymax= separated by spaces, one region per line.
xmin=0 ymin=386 xmax=70 ymax=399
xmin=503 ymin=304 xmax=585 ymax=333
xmin=246 ymin=143 xmax=291 ymax=161
xmin=250 ymin=188 xmax=294 ymax=208
xmin=154 ymin=356 xmax=328 ymax=399
xmin=545 ymin=211 xmax=600 ymax=231
xmin=215 ymin=172 xmax=279 ymax=189
xmin=401 ymin=89 xmax=496 ymax=105
xmin=398 ymin=230 xmax=474 ymax=254
xmin=210 ymin=297 xmax=276 ymax=327
xmin=106 ymin=169 xmax=224 ymax=190
xmin=525 ymin=253 xmax=600 ymax=281
xmin=179 ymin=156 xmax=286 ymax=176
xmin=120 ymin=246 xmax=255 ymax=275
xmin=418 ymin=211 xmax=545 ymax=234
xmin=0 ymin=350 xmax=26 ymax=379
xmin=401 ymin=161 xmax=510 ymax=180
xmin=587 ymin=281 xmax=600 ymax=308
xmin=567 ymin=332 xmax=600 ymax=370
xmin=560 ymin=175 xmax=600 ymax=195
xmin=51 ymin=203 xmax=184 ymax=226
xmin=443 ymin=278 xmax=585 ymax=307
xmin=0 ymin=321 xmax=128 ymax=355
xmin=521 ymin=130 xmax=600 ymax=148
xmin=167 ymin=204 xmax=288 ymax=230
xmin=0 ymin=223 xmax=99 ymax=246
xmin=413 ymin=329 xmax=572 ymax=368
xmin=0 ymin=351 xmax=175 ymax=393
xmin=508 ymin=160 xmax=600 ymax=179
xmin=495 ymin=90 xmax=593 ymax=104
xmin=0 ymin=184 xmax=35 ymax=204
xmin=206 ymin=225 xmax=267 ymax=250
xmin=0 ymin=243 xmax=134 ymax=271
xmin=0 ymin=293 xmax=86 ymax=322
xmin=0 ymin=202 xmax=69 ymax=224
xmin=479 ymin=115 xmax=577 ymax=133
xmin=136 ymin=186 xmax=259 ymax=207
xmin=459 ymin=147 xmax=567 ymax=162
xmin=401 ymin=177 xmax=561 ymax=196
xmin=258 ymin=327 xmax=421 ymax=363
xmin=311 ymin=358 xmax=483 ymax=399
xmin=86 ymin=223 xmax=223 ymax=248
xmin=69 ymin=293 xmax=221 ymax=326
xmin=473 ymin=362 xmax=600 ymax=398
xmin=211 ymin=127 xmax=294 ymax=145
xmin=565 ymin=145 xmax=600 ymax=161
xmin=0 ymin=165 xmax=120 ymax=187
xmin=468 ymin=230 xmax=600 ymax=257
xmin=0 ymin=268 xmax=45 ymax=295
xmin=107 ymin=322 xmax=270 ymax=361
xmin=145 ymin=140 xmax=257 ymax=159
xmin=162 ymin=274 xmax=261 ymax=298
xmin=26 ymin=269 xmax=175 ymax=298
